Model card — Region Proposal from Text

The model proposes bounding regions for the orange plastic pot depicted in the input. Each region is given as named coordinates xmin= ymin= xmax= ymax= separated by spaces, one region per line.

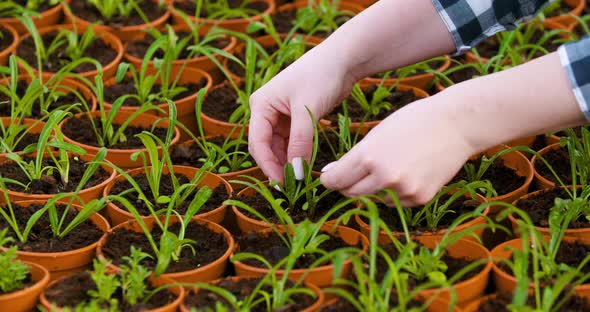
xmin=64 ymin=1 xmax=172 ymax=42
xmin=40 ymin=274 xmax=184 ymax=312
xmin=1 ymin=200 xmax=111 ymax=281
xmin=0 ymin=261 xmax=50 ymax=312
xmin=509 ymin=187 xmax=590 ymax=244
xmin=0 ymin=152 xmax=117 ymax=204
xmin=97 ymin=216 xmax=235 ymax=283
xmin=546 ymin=0 xmax=585 ymax=28
xmin=180 ymin=276 xmax=324 ymax=312
xmin=490 ymin=238 xmax=590 ymax=298
xmin=171 ymin=0 xmax=276 ymax=33
xmin=104 ymin=165 xmax=232 ymax=226
xmin=124 ymin=24 xmax=237 ymax=75
xmin=320 ymin=82 xmax=429 ymax=134
xmin=362 ymin=56 xmax=451 ymax=90
xmin=355 ymin=192 xmax=489 ymax=244
xmin=15 ymin=24 xmax=124 ymax=80
xmin=103 ymin=67 xmax=212 ymax=140
xmin=0 ymin=1 xmax=68 ymax=34
xmin=0 ymin=24 xmax=18 ymax=66
xmin=233 ymin=225 xmax=369 ymax=288
xmin=59 ymin=110 xmax=181 ymax=169
xmin=531 ymin=143 xmax=563 ymax=189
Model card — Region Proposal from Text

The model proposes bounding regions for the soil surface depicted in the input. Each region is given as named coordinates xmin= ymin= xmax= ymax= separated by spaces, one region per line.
xmin=17 ymin=31 xmax=117 ymax=74
xmin=236 ymin=230 xmax=359 ymax=268
xmin=535 ymin=147 xmax=577 ymax=185
xmin=0 ymin=203 xmax=104 ymax=252
xmin=313 ymin=131 xmax=364 ymax=171
xmin=126 ymin=31 xmax=230 ymax=60
xmin=319 ymin=293 xmax=423 ymax=311
xmin=61 ymin=114 xmax=169 ymax=149
xmin=175 ymin=0 xmax=268 ymax=19
xmin=476 ymin=292 xmax=589 ymax=312
xmin=515 ymin=187 xmax=589 ymax=228
xmin=104 ymin=77 xmax=206 ymax=107
xmin=0 ymin=80 xmax=90 ymax=118
xmin=451 ymin=157 xmax=526 ymax=196
xmin=10 ymin=133 xmax=41 ymax=153
xmin=109 ymin=173 xmax=228 ymax=216
xmin=361 ymin=195 xmax=481 ymax=234
xmin=446 ymin=67 xmax=481 ymax=85
xmin=324 ymin=85 xmax=422 ymax=123
xmin=170 ymin=136 xmax=256 ymax=172
xmin=0 ymin=155 xmax=110 ymax=194
xmin=183 ymin=277 xmax=317 ymax=312
xmin=102 ymin=222 xmax=228 ymax=273
xmin=0 ymin=28 xmax=14 ymax=51
xmin=238 ymin=186 xmax=352 ymax=224
xmin=473 ymin=36 xmax=501 ymax=59
xmin=201 ymin=82 xmax=241 ymax=122
xmin=43 ymin=271 xmax=177 ymax=311
xmin=70 ymin=1 xmax=166 ymax=27
xmin=370 ymin=60 xmax=446 ymax=79
xmin=270 ymin=7 xmax=352 ymax=37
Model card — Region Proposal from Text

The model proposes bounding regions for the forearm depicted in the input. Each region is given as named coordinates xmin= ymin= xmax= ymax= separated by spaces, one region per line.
xmin=440 ymin=52 xmax=587 ymax=153
xmin=310 ymin=0 xmax=456 ymax=81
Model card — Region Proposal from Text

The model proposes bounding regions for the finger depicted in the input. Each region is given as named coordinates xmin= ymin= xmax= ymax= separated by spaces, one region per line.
xmin=248 ymin=105 xmax=284 ymax=182
xmin=320 ymin=147 xmax=371 ymax=191
xmin=340 ymin=174 xmax=382 ymax=198
xmin=286 ymin=102 xmax=317 ymax=179
xmin=271 ymin=133 xmax=287 ymax=165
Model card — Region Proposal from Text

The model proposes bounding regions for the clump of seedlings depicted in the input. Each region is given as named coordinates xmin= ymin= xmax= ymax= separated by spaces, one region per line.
xmin=0 ymin=229 xmax=30 ymax=295
xmin=175 ymin=0 xmax=268 ymax=21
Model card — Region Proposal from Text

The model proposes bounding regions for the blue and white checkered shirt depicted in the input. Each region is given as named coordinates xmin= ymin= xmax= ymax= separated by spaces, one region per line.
xmin=432 ymin=0 xmax=590 ymax=120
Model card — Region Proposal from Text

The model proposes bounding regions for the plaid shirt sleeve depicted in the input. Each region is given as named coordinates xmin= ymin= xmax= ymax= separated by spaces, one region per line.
xmin=432 ymin=0 xmax=590 ymax=120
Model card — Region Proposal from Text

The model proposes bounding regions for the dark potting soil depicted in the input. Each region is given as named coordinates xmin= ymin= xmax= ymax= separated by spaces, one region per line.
xmin=126 ymin=32 xmax=231 ymax=60
xmin=109 ymin=173 xmax=228 ymax=216
xmin=0 ymin=274 xmax=32 ymax=295
xmin=0 ymin=155 xmax=110 ymax=194
xmin=528 ymin=30 xmax=562 ymax=58
xmin=324 ymin=85 xmax=422 ymax=123
xmin=543 ymin=5 xmax=571 ymax=18
xmin=239 ymin=186 xmax=352 ymax=224
xmin=0 ymin=81 xmax=90 ymax=118
xmin=170 ymin=135 xmax=257 ymax=170
xmin=11 ymin=133 xmax=40 ymax=152
xmin=103 ymin=77 xmax=207 ymax=107
xmin=0 ymin=28 xmax=14 ymax=51
xmin=451 ymin=157 xmax=526 ymax=196
xmin=363 ymin=195 xmax=481 ymax=234
xmin=16 ymin=32 xmax=117 ymax=74
xmin=270 ymin=8 xmax=352 ymax=37
xmin=236 ymin=230 xmax=359 ymax=268
xmin=102 ymin=222 xmax=228 ymax=273
xmin=535 ymin=147 xmax=576 ymax=185
xmin=476 ymin=292 xmax=590 ymax=312
xmin=43 ymin=271 xmax=177 ymax=311
xmin=201 ymin=82 xmax=241 ymax=122
xmin=319 ymin=293 xmax=422 ymax=312
xmin=473 ymin=36 xmax=500 ymax=59
xmin=183 ymin=277 xmax=317 ymax=312
xmin=175 ymin=0 xmax=269 ymax=19
xmin=370 ymin=60 xmax=447 ymax=79
xmin=0 ymin=203 xmax=103 ymax=252
xmin=446 ymin=67 xmax=481 ymax=85
xmin=61 ymin=114 xmax=169 ymax=149
xmin=69 ymin=1 xmax=166 ymax=27
xmin=313 ymin=131 xmax=364 ymax=171
xmin=515 ymin=187 xmax=589 ymax=228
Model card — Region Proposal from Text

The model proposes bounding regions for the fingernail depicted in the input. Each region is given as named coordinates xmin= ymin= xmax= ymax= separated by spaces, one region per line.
xmin=273 ymin=185 xmax=281 ymax=191
xmin=321 ymin=162 xmax=336 ymax=173
xmin=292 ymin=157 xmax=304 ymax=180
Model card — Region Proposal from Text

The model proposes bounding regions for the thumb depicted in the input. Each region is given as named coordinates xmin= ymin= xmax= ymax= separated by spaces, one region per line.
xmin=287 ymin=104 xmax=317 ymax=180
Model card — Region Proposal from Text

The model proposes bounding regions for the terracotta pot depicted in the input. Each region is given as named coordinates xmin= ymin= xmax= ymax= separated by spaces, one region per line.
xmin=199 ymin=81 xmax=249 ymax=137
xmin=171 ymin=0 xmax=276 ymax=33
xmin=124 ymin=24 xmax=238 ymax=76
xmin=0 ymin=261 xmax=50 ymax=312
xmin=0 ymin=118 xmax=45 ymax=155
xmin=0 ymin=1 xmax=68 ymax=34
xmin=490 ymin=238 xmax=590 ymax=298
xmin=64 ymin=1 xmax=172 ymax=42
xmin=531 ymin=143 xmax=564 ymax=189
xmin=546 ymin=0 xmax=585 ymax=28
xmin=232 ymin=224 xmax=369 ymax=288
xmin=361 ymin=56 xmax=451 ymax=90
xmin=0 ymin=152 xmax=117 ymax=204
xmin=180 ymin=276 xmax=324 ymax=312
xmin=59 ymin=110 xmax=181 ymax=169
xmin=320 ymin=82 xmax=429 ymax=134
xmin=97 ymin=216 xmax=235 ymax=283
xmin=355 ymin=192 xmax=489 ymax=245
xmin=0 ymin=73 xmax=98 ymax=116
xmin=509 ymin=186 xmax=590 ymax=244
xmin=1 ymin=200 xmax=111 ymax=281
xmin=103 ymin=67 xmax=212 ymax=140
xmin=0 ymin=24 xmax=18 ymax=66
xmin=40 ymin=274 xmax=184 ymax=312
xmin=104 ymin=165 xmax=232 ymax=226
xmin=15 ymin=24 xmax=124 ymax=80
xmin=412 ymin=236 xmax=492 ymax=308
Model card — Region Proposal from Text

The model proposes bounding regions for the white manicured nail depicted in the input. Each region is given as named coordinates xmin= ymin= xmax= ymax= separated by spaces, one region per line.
xmin=321 ymin=162 xmax=336 ymax=173
xmin=292 ymin=157 xmax=304 ymax=180
xmin=273 ymin=184 xmax=281 ymax=191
